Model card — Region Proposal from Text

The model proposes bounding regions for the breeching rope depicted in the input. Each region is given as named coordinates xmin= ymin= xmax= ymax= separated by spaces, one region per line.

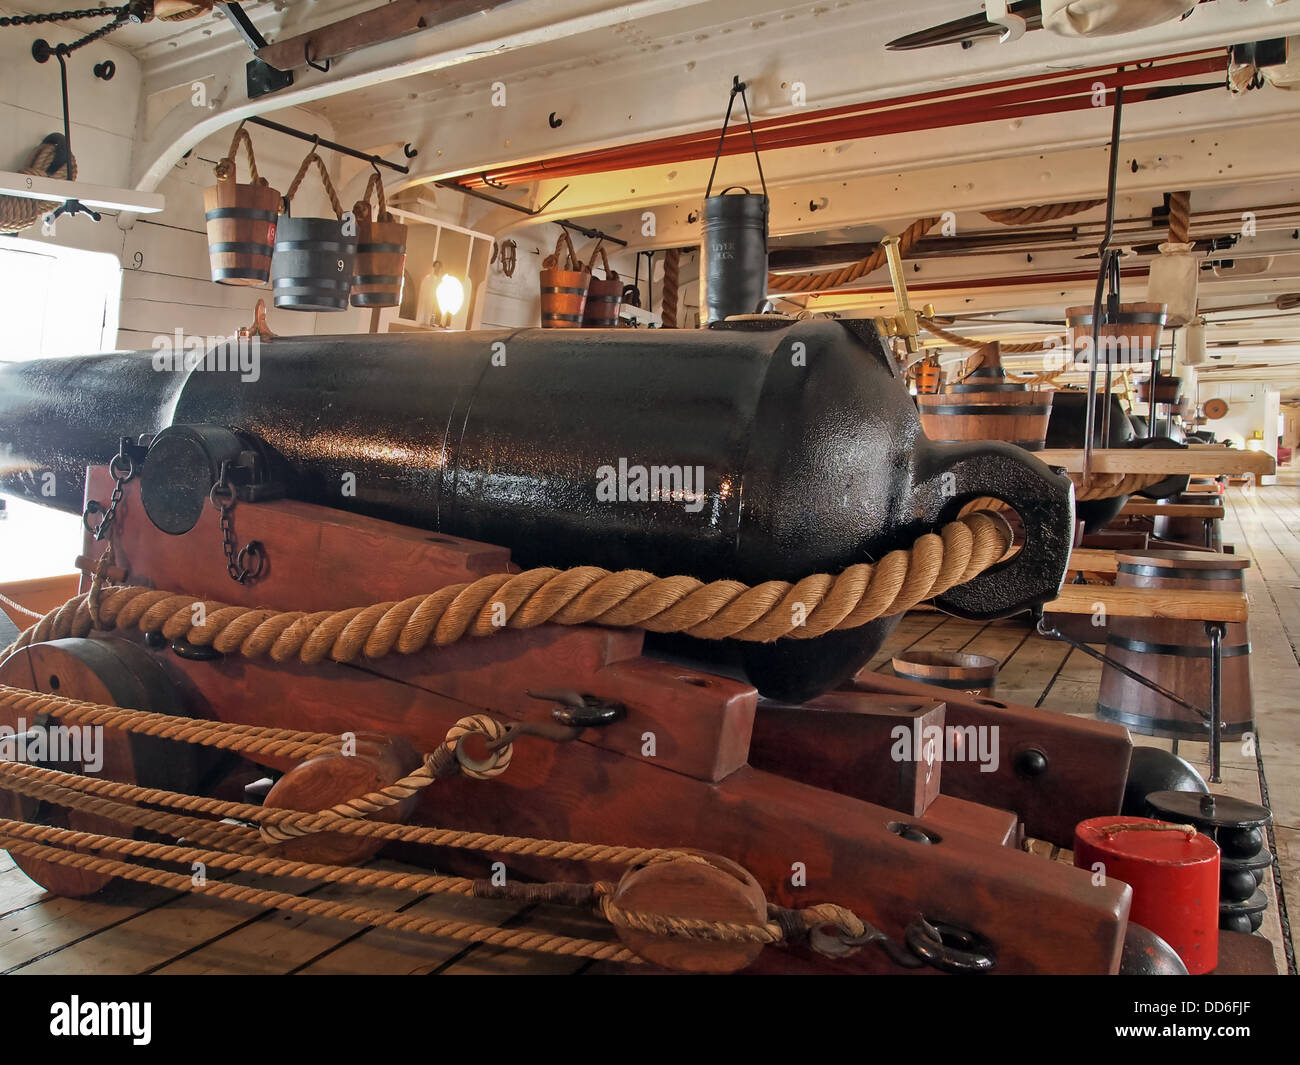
xmin=3 ymin=512 xmax=1012 ymax=662
xmin=0 ymin=511 xmax=1017 ymax=968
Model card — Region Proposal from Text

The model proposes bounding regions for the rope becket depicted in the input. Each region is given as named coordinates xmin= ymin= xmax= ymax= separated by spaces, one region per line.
xmin=2 ymin=511 xmax=1014 ymax=663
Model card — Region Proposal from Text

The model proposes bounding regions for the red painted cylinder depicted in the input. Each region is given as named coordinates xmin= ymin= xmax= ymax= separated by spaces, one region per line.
xmin=1074 ymin=815 xmax=1220 ymax=974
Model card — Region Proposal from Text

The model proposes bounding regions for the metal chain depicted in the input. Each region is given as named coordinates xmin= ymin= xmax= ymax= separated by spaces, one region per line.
xmin=60 ymin=13 xmax=131 ymax=53
xmin=211 ymin=468 xmax=265 ymax=585
xmin=82 ymin=451 xmax=134 ymax=543
xmin=0 ymin=7 xmax=128 ymax=26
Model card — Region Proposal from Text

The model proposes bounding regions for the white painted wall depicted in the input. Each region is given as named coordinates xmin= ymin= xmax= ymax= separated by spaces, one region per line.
xmin=1198 ymin=382 xmax=1281 ymax=485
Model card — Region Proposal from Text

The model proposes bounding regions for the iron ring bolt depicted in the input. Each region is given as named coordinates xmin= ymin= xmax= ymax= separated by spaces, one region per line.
xmin=82 ymin=499 xmax=106 ymax=535
xmin=210 ymin=481 xmax=236 ymax=509
xmin=236 ymin=541 xmax=266 ymax=582
xmin=108 ymin=452 xmax=135 ymax=482
xmin=904 ymin=916 xmax=996 ymax=973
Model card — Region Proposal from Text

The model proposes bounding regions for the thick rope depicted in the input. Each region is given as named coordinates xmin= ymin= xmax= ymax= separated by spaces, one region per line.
xmin=0 ymin=759 xmax=689 ymax=866
xmin=0 ymin=683 xmax=343 ymax=763
xmin=981 ymin=200 xmax=1104 ymax=226
xmin=1072 ymin=471 xmax=1172 ymax=501
xmin=661 ymin=247 xmax=680 ymax=328
xmin=283 ymin=150 xmax=345 ymax=219
xmin=1167 ymin=191 xmax=1192 ymax=245
xmin=2 ymin=512 xmax=1013 ymax=663
xmin=766 ymin=216 xmax=939 ymax=293
xmin=920 ymin=317 xmax=1064 ymax=355
xmin=213 ymin=122 xmax=262 ymax=186
xmin=0 ymin=136 xmax=78 ymax=235
xmin=0 ymin=824 xmax=638 ymax=963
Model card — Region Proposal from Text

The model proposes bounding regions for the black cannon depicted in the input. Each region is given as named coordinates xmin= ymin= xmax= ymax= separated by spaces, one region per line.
xmin=0 ymin=318 xmax=1074 ymax=700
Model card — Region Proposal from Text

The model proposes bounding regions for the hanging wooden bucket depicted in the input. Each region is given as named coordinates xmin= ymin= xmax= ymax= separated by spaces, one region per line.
xmin=1066 ymin=302 xmax=1166 ymax=367
xmin=916 ymin=343 xmax=1054 ymax=451
xmin=539 ymin=229 xmax=589 ymax=327
xmin=1153 ymin=492 xmax=1224 ymax=550
xmin=270 ymin=149 xmax=356 ymax=312
xmin=892 ymin=651 xmax=998 ymax=698
xmin=1097 ymin=550 xmax=1253 ymax=739
xmin=203 ymin=123 xmax=282 ymax=286
xmin=350 ymin=173 xmax=407 ymax=308
xmin=913 ymin=353 xmax=943 ymax=395
xmin=1138 ymin=375 xmax=1184 ymax=406
xmin=582 ymin=245 xmax=623 ymax=327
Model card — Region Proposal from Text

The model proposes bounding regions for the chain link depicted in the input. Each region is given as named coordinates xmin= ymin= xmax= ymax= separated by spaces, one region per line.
xmin=212 ymin=471 xmax=265 ymax=585
xmin=82 ymin=452 xmax=134 ymax=543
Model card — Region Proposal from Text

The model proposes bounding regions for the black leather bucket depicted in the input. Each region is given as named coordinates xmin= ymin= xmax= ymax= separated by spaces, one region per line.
xmin=701 ymin=187 xmax=769 ymax=324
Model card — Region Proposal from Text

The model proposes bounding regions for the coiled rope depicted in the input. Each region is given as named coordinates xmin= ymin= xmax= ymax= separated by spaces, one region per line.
xmin=0 ymin=135 xmax=77 ymax=235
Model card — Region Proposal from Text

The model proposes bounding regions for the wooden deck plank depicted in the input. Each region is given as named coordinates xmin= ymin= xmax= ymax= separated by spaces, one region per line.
xmin=0 ymin=883 xmax=176 ymax=974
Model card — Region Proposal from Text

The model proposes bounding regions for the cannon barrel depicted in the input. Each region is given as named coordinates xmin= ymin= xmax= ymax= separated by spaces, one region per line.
xmin=0 ymin=319 xmax=1074 ymax=700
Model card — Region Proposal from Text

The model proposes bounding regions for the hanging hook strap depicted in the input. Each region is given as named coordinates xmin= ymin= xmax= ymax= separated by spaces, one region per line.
xmin=588 ymin=241 xmax=616 ymax=281
xmin=543 ymin=227 xmax=582 ymax=271
xmin=214 ymin=121 xmax=262 ymax=185
xmin=283 ymin=147 xmax=345 ymax=219
xmin=705 ymin=76 xmax=768 ymax=201
xmin=354 ymin=169 xmax=389 ymax=224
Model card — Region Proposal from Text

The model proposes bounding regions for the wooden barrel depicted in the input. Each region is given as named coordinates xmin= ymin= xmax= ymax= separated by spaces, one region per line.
xmin=540 ymin=229 xmax=589 ymax=328
xmin=351 ymin=217 xmax=407 ymax=308
xmin=916 ymin=343 xmax=1053 ymax=450
xmin=203 ymin=179 xmax=281 ymax=286
xmin=271 ymin=216 xmax=357 ymax=311
xmin=1066 ymin=301 xmax=1166 ymax=367
xmin=582 ymin=245 xmax=623 ymax=327
xmin=1097 ymin=550 xmax=1253 ymax=739
xmin=1153 ymin=492 xmax=1223 ymax=550
xmin=892 ymin=651 xmax=998 ymax=698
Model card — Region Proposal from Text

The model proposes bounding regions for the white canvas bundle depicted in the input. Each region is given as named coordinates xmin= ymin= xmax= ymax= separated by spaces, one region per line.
xmin=1042 ymin=0 xmax=1196 ymax=38
xmin=1146 ymin=242 xmax=1200 ymax=328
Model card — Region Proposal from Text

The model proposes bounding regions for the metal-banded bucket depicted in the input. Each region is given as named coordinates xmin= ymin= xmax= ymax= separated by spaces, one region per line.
xmin=582 ymin=245 xmax=623 ymax=327
xmin=270 ymin=149 xmax=356 ymax=312
xmin=701 ymin=187 xmax=768 ymax=324
xmin=540 ymin=229 xmax=589 ymax=328
xmin=916 ymin=343 xmax=1054 ymax=451
xmin=892 ymin=650 xmax=998 ymax=698
xmin=1066 ymin=301 xmax=1167 ymax=367
xmin=272 ymin=216 xmax=357 ymax=311
xmin=203 ymin=124 xmax=282 ymax=286
xmin=350 ymin=174 xmax=407 ymax=308
xmin=1097 ymin=550 xmax=1253 ymax=738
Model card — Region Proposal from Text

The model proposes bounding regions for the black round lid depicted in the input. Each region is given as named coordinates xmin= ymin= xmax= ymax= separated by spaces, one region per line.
xmin=1146 ymin=790 xmax=1271 ymax=828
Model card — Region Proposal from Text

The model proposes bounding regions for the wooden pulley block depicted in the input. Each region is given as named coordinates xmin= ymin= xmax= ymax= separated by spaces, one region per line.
xmin=0 ymin=637 xmax=209 ymax=897
xmin=609 ymin=850 xmax=768 ymax=973
xmin=260 ymin=733 xmax=420 ymax=865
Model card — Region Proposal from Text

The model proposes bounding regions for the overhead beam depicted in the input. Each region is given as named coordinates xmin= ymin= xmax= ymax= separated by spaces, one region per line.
xmin=255 ymin=0 xmax=516 ymax=72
